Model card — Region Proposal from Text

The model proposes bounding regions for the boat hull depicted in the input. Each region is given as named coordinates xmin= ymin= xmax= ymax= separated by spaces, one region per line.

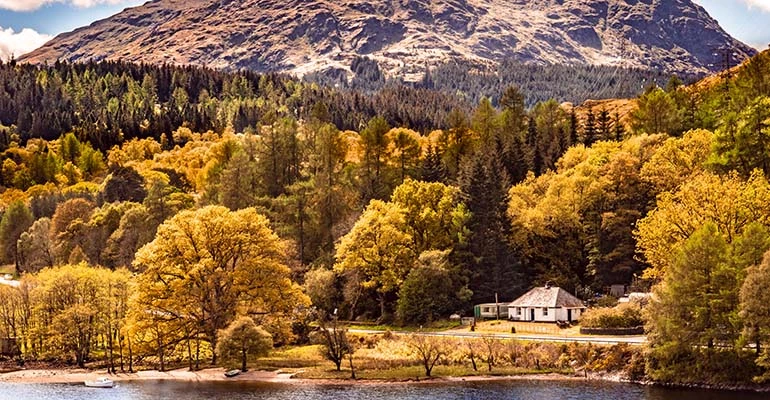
xmin=84 ymin=380 xmax=115 ymax=388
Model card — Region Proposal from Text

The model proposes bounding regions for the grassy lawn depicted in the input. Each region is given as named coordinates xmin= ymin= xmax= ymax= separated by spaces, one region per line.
xmin=252 ymin=336 xmax=578 ymax=381
xmin=461 ymin=320 xmax=582 ymax=336
xmin=293 ymin=364 xmax=570 ymax=380
xmin=348 ymin=320 xmax=463 ymax=332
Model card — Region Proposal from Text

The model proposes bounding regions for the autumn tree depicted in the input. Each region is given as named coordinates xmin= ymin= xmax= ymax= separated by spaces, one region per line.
xmin=29 ymin=264 xmax=130 ymax=367
xmin=390 ymin=179 xmax=468 ymax=254
xmin=396 ymin=250 xmax=457 ymax=325
xmin=640 ymin=129 xmax=712 ymax=194
xmin=0 ymin=200 xmax=34 ymax=268
xmin=386 ymin=128 xmax=422 ymax=184
xmin=334 ymin=200 xmax=413 ymax=321
xmin=215 ymin=316 xmax=273 ymax=371
xmin=303 ymin=268 xmax=338 ymax=315
xmin=471 ymin=97 xmax=499 ymax=143
xmin=218 ymin=148 xmax=258 ymax=210
xmin=50 ymin=198 xmax=96 ymax=263
xmin=16 ymin=217 xmax=55 ymax=273
xmin=408 ymin=333 xmax=448 ymax=377
xmin=102 ymin=204 xmax=157 ymax=269
xmin=359 ymin=116 xmax=391 ymax=201
xmin=335 ymin=179 xmax=470 ymax=321
xmin=645 ymin=223 xmax=743 ymax=382
xmin=316 ymin=313 xmax=351 ymax=371
xmin=309 ymin=123 xmax=355 ymax=258
xmin=132 ymin=206 xmax=308 ymax=364
xmin=101 ymin=165 xmax=147 ymax=203
xmin=630 ymin=86 xmax=679 ymax=135
xmin=440 ymin=108 xmax=475 ymax=180
xmin=636 ymin=171 xmax=770 ymax=279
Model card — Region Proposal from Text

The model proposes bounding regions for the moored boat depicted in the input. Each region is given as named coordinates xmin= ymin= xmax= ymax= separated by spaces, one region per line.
xmin=84 ymin=377 xmax=115 ymax=388
xmin=224 ymin=369 xmax=241 ymax=378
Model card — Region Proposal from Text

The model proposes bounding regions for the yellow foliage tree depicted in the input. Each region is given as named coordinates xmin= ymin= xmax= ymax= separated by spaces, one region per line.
xmin=132 ymin=205 xmax=308 ymax=364
xmin=636 ymin=171 xmax=770 ymax=279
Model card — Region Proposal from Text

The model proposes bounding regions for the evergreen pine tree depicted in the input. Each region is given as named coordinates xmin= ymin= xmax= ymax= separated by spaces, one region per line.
xmin=421 ymin=145 xmax=446 ymax=183
xmin=613 ymin=113 xmax=626 ymax=141
xmin=584 ymin=108 xmax=598 ymax=146
xmin=569 ymin=110 xmax=579 ymax=146
xmin=459 ymin=148 xmax=523 ymax=304
xmin=597 ymin=108 xmax=611 ymax=140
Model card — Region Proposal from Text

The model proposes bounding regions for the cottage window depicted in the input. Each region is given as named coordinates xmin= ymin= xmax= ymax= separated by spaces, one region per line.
xmin=542 ymin=307 xmax=548 ymax=316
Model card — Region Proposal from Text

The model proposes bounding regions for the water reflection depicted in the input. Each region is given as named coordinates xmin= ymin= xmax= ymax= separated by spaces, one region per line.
xmin=0 ymin=379 xmax=766 ymax=400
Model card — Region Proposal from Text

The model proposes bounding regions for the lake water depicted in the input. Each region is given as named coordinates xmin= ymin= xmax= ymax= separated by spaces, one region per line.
xmin=0 ymin=379 xmax=765 ymax=400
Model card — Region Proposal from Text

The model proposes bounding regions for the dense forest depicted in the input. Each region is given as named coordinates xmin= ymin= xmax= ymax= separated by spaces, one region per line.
xmin=0 ymin=48 xmax=769 ymax=385
xmin=306 ymin=57 xmax=690 ymax=107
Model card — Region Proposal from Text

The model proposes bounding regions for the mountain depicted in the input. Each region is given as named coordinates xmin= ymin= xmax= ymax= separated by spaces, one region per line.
xmin=21 ymin=0 xmax=755 ymax=79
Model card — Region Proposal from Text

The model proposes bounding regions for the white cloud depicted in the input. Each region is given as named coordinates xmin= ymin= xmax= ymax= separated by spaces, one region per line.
xmin=695 ymin=0 xmax=770 ymax=13
xmin=0 ymin=26 xmax=52 ymax=60
xmin=0 ymin=0 xmax=129 ymax=12
xmin=739 ymin=0 xmax=770 ymax=12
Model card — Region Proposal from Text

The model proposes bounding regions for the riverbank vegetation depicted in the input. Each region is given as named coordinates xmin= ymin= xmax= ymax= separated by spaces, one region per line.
xmin=0 ymin=49 xmax=769 ymax=386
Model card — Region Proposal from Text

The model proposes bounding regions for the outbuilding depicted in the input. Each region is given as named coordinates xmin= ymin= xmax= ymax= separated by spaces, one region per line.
xmin=507 ymin=284 xmax=586 ymax=323
xmin=474 ymin=303 xmax=510 ymax=319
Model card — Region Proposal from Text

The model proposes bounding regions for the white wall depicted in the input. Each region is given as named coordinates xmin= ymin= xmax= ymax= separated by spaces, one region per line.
xmin=508 ymin=307 xmax=583 ymax=322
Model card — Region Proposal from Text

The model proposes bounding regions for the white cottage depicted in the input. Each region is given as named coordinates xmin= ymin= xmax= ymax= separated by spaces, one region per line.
xmin=507 ymin=285 xmax=586 ymax=323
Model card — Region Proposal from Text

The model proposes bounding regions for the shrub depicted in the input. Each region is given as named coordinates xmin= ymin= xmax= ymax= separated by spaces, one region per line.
xmin=580 ymin=303 xmax=643 ymax=329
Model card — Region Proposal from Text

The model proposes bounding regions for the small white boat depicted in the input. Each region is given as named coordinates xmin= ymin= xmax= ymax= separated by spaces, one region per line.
xmin=84 ymin=377 xmax=115 ymax=388
xmin=224 ymin=369 xmax=241 ymax=378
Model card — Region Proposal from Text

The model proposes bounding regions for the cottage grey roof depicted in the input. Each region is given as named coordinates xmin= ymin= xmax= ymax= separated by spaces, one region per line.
xmin=509 ymin=286 xmax=585 ymax=308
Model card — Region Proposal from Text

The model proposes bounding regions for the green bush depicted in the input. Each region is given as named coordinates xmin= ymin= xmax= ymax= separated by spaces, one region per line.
xmin=580 ymin=303 xmax=643 ymax=329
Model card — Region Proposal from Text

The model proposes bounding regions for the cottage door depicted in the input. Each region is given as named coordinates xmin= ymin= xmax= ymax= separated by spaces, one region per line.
xmin=567 ymin=309 xmax=572 ymax=321
xmin=530 ymin=309 xmax=535 ymax=321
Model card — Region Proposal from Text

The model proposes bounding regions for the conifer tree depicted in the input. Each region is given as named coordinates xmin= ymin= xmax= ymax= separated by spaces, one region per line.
xmin=421 ymin=145 xmax=445 ymax=183
xmin=459 ymin=147 xmax=522 ymax=303
xmin=583 ymin=108 xmax=598 ymax=146
xmin=612 ymin=112 xmax=625 ymax=141
xmin=597 ymin=108 xmax=612 ymax=140
xmin=569 ymin=110 xmax=579 ymax=146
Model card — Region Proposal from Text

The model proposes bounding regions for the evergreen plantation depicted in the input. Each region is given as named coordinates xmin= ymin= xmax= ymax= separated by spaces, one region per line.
xmin=0 ymin=49 xmax=769 ymax=385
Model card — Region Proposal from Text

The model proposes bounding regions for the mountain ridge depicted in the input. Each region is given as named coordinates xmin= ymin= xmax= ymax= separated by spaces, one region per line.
xmin=20 ymin=0 xmax=756 ymax=79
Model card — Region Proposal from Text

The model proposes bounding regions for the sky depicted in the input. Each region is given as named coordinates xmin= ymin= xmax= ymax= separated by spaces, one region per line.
xmin=0 ymin=0 xmax=768 ymax=61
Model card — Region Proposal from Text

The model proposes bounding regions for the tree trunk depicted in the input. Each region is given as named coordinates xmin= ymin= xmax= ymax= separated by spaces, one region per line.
xmin=118 ymin=333 xmax=125 ymax=372
xmin=187 ymin=337 xmax=194 ymax=371
xmin=107 ymin=323 xmax=115 ymax=373
xmin=348 ymin=352 xmax=356 ymax=379
xmin=756 ymin=326 xmax=762 ymax=356
xmin=377 ymin=293 xmax=386 ymax=323
xmin=211 ymin=338 xmax=218 ymax=366
xmin=128 ymin=336 xmax=134 ymax=373
xmin=157 ymin=334 xmax=165 ymax=372
xmin=241 ymin=347 xmax=248 ymax=372
xmin=195 ymin=331 xmax=201 ymax=371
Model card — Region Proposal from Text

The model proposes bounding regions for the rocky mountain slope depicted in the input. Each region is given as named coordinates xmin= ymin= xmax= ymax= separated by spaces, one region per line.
xmin=21 ymin=0 xmax=756 ymax=79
